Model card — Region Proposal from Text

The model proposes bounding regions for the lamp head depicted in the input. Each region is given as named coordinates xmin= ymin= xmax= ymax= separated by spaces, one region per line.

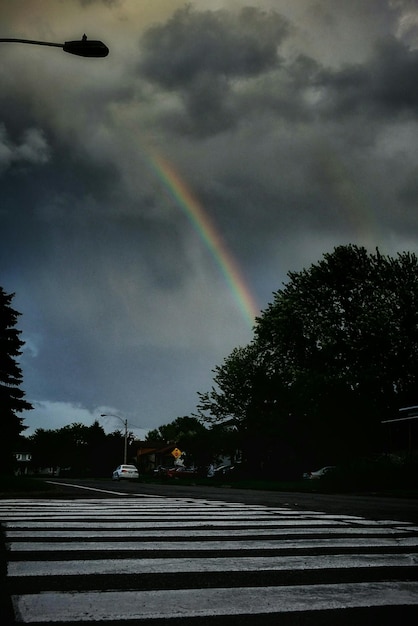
xmin=63 ymin=35 xmax=109 ymax=57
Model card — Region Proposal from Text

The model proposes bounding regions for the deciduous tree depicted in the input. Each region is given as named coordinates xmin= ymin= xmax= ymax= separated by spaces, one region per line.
xmin=146 ymin=416 xmax=214 ymax=466
xmin=199 ymin=246 xmax=418 ymax=475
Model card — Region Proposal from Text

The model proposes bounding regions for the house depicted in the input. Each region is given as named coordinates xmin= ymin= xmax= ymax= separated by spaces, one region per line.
xmin=14 ymin=452 xmax=32 ymax=475
xmin=131 ymin=441 xmax=181 ymax=473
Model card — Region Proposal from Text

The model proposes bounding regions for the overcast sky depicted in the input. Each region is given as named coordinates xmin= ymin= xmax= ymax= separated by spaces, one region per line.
xmin=2 ymin=0 xmax=418 ymax=438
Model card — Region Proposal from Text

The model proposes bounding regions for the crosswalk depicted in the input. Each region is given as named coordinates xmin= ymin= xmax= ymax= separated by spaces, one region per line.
xmin=1 ymin=494 xmax=418 ymax=624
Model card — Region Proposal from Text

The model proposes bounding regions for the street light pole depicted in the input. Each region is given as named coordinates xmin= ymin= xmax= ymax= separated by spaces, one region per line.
xmin=0 ymin=34 xmax=109 ymax=57
xmin=100 ymin=413 xmax=128 ymax=464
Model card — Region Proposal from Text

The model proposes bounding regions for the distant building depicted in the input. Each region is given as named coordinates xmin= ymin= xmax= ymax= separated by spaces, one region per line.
xmin=14 ymin=452 xmax=32 ymax=475
xmin=132 ymin=441 xmax=180 ymax=473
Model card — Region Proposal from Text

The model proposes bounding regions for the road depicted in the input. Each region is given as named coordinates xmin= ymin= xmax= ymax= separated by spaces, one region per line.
xmin=40 ymin=477 xmax=418 ymax=523
xmin=1 ymin=479 xmax=418 ymax=624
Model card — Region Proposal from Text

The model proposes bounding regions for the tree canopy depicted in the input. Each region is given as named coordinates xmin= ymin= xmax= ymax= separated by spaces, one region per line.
xmin=198 ymin=245 xmax=418 ymax=476
xmin=0 ymin=287 xmax=32 ymax=473
xmin=146 ymin=416 xmax=215 ymax=466
xmin=27 ymin=421 xmax=128 ymax=477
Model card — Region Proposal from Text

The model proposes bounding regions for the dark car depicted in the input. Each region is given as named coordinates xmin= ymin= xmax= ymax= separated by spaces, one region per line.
xmin=305 ymin=466 xmax=336 ymax=479
xmin=213 ymin=464 xmax=234 ymax=477
xmin=166 ymin=467 xmax=197 ymax=478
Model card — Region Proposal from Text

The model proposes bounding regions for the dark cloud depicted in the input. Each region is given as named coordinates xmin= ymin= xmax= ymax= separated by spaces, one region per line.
xmin=140 ymin=6 xmax=289 ymax=87
xmin=3 ymin=1 xmax=418 ymax=436
xmin=136 ymin=4 xmax=418 ymax=139
xmin=78 ymin=0 xmax=120 ymax=6
xmin=0 ymin=125 xmax=49 ymax=173
xmin=315 ymin=37 xmax=418 ymax=118
xmin=136 ymin=8 xmax=418 ymax=138
xmin=138 ymin=5 xmax=289 ymax=135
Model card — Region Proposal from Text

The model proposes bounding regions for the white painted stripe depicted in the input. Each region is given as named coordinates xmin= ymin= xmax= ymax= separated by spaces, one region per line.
xmin=0 ymin=506 xmax=330 ymax=516
xmin=0 ymin=498 xmax=280 ymax=508
xmin=3 ymin=501 xmax=412 ymax=533
xmin=0 ymin=499 xmax=369 ymax=518
xmin=45 ymin=482 xmax=146 ymax=496
xmin=8 ymin=552 xmax=418 ymax=577
xmin=0 ymin=503 xmax=307 ymax=511
xmin=0 ymin=504 xmax=261 ymax=511
xmin=0 ymin=505 xmax=352 ymax=517
xmin=8 ymin=536 xmax=418 ymax=551
xmin=45 ymin=481 xmax=171 ymax=497
xmin=12 ymin=582 xmax=418 ymax=622
xmin=1 ymin=514 xmax=290 ymax=522
xmin=0 ymin=503 xmax=314 ymax=520
xmin=0 ymin=502 xmax=271 ymax=509
xmin=0 ymin=502 xmax=279 ymax=510
xmin=6 ymin=526 xmax=410 ymax=538
xmin=2 ymin=508 xmax=412 ymax=528
xmin=0 ymin=496 xmax=278 ymax=511
xmin=3 ymin=519 xmax=350 ymax=528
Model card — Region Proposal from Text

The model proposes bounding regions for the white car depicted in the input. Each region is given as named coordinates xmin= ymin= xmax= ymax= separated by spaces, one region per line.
xmin=112 ymin=464 xmax=139 ymax=480
xmin=307 ymin=466 xmax=336 ymax=479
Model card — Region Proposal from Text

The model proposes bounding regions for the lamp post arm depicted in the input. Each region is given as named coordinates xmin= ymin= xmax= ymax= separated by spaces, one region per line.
xmin=0 ymin=38 xmax=63 ymax=48
xmin=0 ymin=35 xmax=109 ymax=57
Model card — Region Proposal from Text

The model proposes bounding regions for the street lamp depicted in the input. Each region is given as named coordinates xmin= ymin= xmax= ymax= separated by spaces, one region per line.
xmin=100 ymin=413 xmax=128 ymax=464
xmin=0 ymin=34 xmax=109 ymax=57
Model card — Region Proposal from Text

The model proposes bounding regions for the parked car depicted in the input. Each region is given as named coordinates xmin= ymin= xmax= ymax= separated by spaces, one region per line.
xmin=153 ymin=465 xmax=170 ymax=476
xmin=210 ymin=463 xmax=246 ymax=480
xmin=166 ymin=466 xmax=197 ymax=478
xmin=212 ymin=464 xmax=234 ymax=477
xmin=112 ymin=464 xmax=139 ymax=480
xmin=305 ymin=466 xmax=336 ymax=479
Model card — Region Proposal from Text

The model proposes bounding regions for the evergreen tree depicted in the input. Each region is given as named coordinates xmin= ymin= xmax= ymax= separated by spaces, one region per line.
xmin=0 ymin=287 xmax=32 ymax=474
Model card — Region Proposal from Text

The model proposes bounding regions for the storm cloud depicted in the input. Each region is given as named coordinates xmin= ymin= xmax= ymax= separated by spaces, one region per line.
xmin=1 ymin=1 xmax=418 ymax=437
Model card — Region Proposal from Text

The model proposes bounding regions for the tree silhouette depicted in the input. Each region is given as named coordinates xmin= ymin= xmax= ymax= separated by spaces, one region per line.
xmin=199 ymin=246 xmax=418 ymax=476
xmin=0 ymin=287 xmax=32 ymax=474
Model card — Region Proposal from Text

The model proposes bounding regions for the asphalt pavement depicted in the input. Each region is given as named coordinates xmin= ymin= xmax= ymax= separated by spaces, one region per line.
xmin=1 ymin=479 xmax=418 ymax=624
xmin=35 ymin=478 xmax=418 ymax=524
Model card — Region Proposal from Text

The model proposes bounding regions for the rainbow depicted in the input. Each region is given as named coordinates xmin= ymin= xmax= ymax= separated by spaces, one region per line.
xmin=147 ymin=150 xmax=259 ymax=328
